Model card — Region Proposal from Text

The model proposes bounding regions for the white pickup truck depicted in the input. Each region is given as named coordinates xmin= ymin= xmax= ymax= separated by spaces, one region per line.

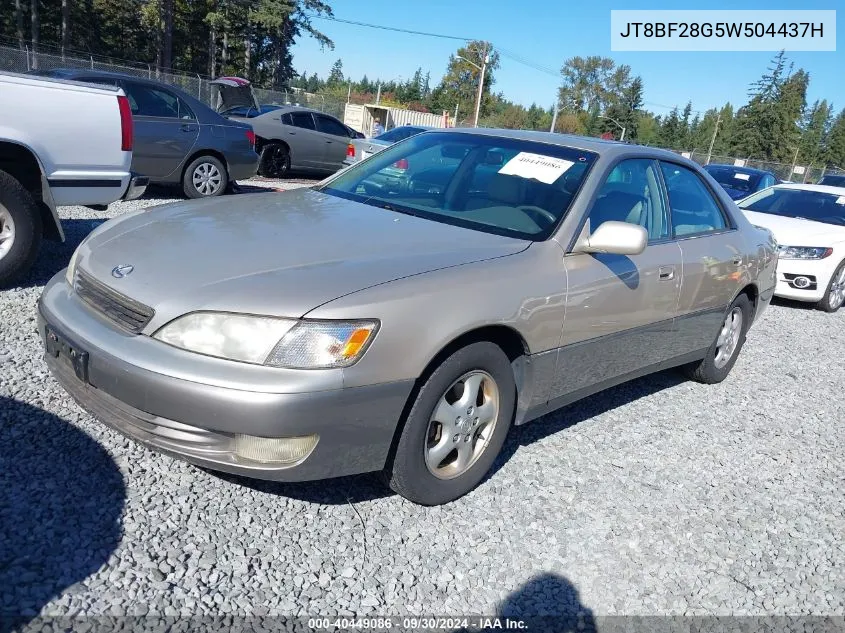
xmin=0 ymin=71 xmax=148 ymax=287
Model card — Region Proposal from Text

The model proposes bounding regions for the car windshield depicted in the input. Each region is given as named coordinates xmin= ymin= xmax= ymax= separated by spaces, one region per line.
xmin=819 ymin=175 xmax=845 ymax=187
xmin=738 ymin=187 xmax=845 ymax=226
xmin=706 ymin=166 xmax=763 ymax=193
xmin=317 ymin=132 xmax=597 ymax=240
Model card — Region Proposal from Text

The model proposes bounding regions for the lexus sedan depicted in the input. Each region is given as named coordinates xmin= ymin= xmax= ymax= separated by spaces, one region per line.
xmin=738 ymin=184 xmax=845 ymax=311
xmin=38 ymin=130 xmax=777 ymax=505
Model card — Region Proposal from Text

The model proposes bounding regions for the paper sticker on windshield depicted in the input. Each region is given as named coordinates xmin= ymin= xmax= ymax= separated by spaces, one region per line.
xmin=734 ymin=173 xmax=751 ymax=181
xmin=837 ymin=196 xmax=845 ymax=205
xmin=498 ymin=152 xmax=574 ymax=184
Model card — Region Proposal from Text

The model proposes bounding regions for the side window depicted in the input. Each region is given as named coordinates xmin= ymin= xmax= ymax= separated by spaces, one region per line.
xmin=315 ymin=115 xmax=351 ymax=137
xmin=763 ymin=174 xmax=776 ymax=189
xmin=587 ymin=159 xmax=670 ymax=242
xmin=177 ymin=98 xmax=196 ymax=120
xmin=659 ymin=162 xmax=728 ymax=237
xmin=290 ymin=112 xmax=316 ymax=130
xmin=123 ymin=83 xmax=180 ymax=118
xmin=281 ymin=113 xmax=293 ymax=125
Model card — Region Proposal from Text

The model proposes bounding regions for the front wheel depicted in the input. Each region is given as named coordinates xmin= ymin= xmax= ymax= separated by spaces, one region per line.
xmin=183 ymin=156 xmax=228 ymax=199
xmin=682 ymin=293 xmax=751 ymax=384
xmin=816 ymin=261 xmax=845 ymax=312
xmin=386 ymin=342 xmax=516 ymax=505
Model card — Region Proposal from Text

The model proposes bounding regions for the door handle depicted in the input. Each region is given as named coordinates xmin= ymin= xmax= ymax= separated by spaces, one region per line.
xmin=658 ymin=266 xmax=675 ymax=281
xmin=180 ymin=124 xmax=195 ymax=132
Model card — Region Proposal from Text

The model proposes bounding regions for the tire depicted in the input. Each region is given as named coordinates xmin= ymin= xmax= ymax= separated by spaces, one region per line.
xmin=257 ymin=143 xmax=291 ymax=178
xmin=682 ymin=293 xmax=751 ymax=384
xmin=815 ymin=260 xmax=845 ymax=312
xmin=386 ymin=342 xmax=516 ymax=506
xmin=182 ymin=155 xmax=228 ymax=199
xmin=0 ymin=169 xmax=43 ymax=288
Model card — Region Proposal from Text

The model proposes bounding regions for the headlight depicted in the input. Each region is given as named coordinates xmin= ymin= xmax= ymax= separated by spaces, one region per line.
xmin=777 ymin=245 xmax=833 ymax=260
xmin=153 ymin=313 xmax=378 ymax=368
xmin=65 ymin=246 xmax=80 ymax=285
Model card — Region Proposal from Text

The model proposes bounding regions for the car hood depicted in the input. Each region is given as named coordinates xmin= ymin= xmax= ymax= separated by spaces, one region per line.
xmin=742 ymin=210 xmax=845 ymax=245
xmin=76 ymin=188 xmax=530 ymax=324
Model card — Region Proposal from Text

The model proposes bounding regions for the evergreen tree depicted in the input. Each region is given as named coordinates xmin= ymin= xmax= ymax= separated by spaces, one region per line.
xmin=327 ymin=58 xmax=343 ymax=85
xmin=826 ymin=108 xmax=845 ymax=168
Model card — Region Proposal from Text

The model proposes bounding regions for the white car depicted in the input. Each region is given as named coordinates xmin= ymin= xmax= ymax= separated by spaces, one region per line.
xmin=738 ymin=184 xmax=845 ymax=312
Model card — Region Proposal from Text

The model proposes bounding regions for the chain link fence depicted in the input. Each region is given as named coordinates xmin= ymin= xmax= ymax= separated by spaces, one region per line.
xmin=0 ymin=44 xmax=347 ymax=118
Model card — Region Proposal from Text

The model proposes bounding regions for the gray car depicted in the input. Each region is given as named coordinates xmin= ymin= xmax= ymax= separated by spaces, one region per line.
xmin=35 ymin=69 xmax=259 ymax=198
xmin=38 ymin=129 xmax=778 ymax=505
xmin=344 ymin=125 xmax=433 ymax=166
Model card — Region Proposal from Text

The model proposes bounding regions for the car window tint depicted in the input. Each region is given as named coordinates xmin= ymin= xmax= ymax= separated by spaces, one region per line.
xmin=281 ymin=112 xmax=293 ymax=125
xmin=588 ymin=159 xmax=669 ymax=242
xmin=124 ymin=83 xmax=181 ymax=118
xmin=315 ymin=115 xmax=350 ymax=137
xmin=321 ymin=132 xmax=597 ymax=241
xmin=290 ymin=112 xmax=315 ymax=130
xmin=661 ymin=162 xmax=728 ymax=237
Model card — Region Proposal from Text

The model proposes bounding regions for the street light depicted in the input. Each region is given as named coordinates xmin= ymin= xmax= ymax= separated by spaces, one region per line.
xmin=599 ymin=115 xmax=626 ymax=142
xmin=456 ymin=46 xmax=489 ymax=128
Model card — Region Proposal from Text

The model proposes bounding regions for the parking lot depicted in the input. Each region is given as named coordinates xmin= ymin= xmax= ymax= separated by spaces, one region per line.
xmin=1 ymin=177 xmax=844 ymax=619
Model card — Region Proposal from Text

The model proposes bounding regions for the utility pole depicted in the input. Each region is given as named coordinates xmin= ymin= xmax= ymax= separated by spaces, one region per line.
xmin=454 ymin=102 xmax=459 ymax=126
xmin=705 ymin=114 xmax=722 ymax=165
xmin=472 ymin=43 xmax=489 ymax=128
xmin=550 ymin=101 xmax=558 ymax=133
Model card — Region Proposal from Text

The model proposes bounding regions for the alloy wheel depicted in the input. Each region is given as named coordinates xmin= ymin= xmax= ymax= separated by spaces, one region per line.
xmin=714 ymin=307 xmax=743 ymax=369
xmin=0 ymin=204 xmax=15 ymax=261
xmin=424 ymin=370 xmax=500 ymax=480
xmin=828 ymin=266 xmax=845 ymax=309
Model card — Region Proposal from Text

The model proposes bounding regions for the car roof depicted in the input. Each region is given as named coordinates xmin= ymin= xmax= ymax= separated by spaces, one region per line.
xmin=705 ymin=164 xmax=772 ymax=176
xmin=423 ymin=127 xmax=690 ymax=160
xmin=773 ymin=183 xmax=845 ymax=194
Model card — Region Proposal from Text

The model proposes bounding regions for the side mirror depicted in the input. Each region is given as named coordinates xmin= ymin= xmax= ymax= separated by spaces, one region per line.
xmin=573 ymin=221 xmax=647 ymax=256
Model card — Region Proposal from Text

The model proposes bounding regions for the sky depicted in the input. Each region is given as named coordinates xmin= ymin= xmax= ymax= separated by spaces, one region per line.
xmin=291 ymin=0 xmax=844 ymax=119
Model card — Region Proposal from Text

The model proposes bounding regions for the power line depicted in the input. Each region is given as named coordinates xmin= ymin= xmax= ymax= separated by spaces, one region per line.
xmin=304 ymin=14 xmax=474 ymax=42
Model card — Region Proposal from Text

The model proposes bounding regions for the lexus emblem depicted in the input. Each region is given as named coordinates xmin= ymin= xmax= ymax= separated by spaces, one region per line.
xmin=111 ymin=264 xmax=134 ymax=278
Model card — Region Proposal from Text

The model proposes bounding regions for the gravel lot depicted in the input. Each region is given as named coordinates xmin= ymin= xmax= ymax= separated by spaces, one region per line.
xmin=1 ymin=175 xmax=844 ymax=622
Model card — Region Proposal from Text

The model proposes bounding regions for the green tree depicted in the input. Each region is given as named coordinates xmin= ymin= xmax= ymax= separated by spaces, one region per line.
xmin=799 ymin=99 xmax=832 ymax=165
xmin=435 ymin=40 xmax=499 ymax=124
xmin=603 ymin=75 xmax=643 ymax=140
xmin=327 ymin=57 xmax=343 ymax=85
xmin=826 ymin=107 xmax=845 ymax=168
xmin=558 ymin=56 xmax=632 ymax=114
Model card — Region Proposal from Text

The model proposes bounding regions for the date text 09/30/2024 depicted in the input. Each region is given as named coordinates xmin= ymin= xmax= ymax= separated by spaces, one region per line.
xmin=308 ymin=616 xmax=528 ymax=630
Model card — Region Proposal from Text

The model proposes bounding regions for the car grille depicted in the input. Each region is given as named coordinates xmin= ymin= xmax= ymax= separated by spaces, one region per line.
xmin=74 ymin=269 xmax=154 ymax=333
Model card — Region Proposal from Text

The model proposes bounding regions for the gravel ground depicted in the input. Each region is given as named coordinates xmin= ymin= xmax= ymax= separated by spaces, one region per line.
xmin=1 ymin=176 xmax=844 ymax=622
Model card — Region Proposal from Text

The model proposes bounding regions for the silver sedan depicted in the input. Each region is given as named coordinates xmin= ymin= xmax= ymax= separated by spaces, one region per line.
xmin=38 ymin=129 xmax=777 ymax=505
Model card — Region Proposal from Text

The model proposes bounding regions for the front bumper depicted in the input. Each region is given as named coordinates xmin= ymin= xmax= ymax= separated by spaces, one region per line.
xmin=122 ymin=175 xmax=149 ymax=201
xmin=773 ymin=257 xmax=834 ymax=303
xmin=38 ymin=273 xmax=414 ymax=481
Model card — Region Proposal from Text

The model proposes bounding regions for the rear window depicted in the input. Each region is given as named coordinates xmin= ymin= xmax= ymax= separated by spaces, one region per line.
xmin=376 ymin=127 xmax=424 ymax=143
xmin=318 ymin=132 xmax=597 ymax=241
xmin=819 ymin=175 xmax=845 ymax=187
xmin=705 ymin=166 xmax=763 ymax=193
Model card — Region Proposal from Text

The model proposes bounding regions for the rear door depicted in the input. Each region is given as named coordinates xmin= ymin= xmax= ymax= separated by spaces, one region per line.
xmin=122 ymin=81 xmax=199 ymax=179
xmin=281 ymin=111 xmax=323 ymax=169
xmin=659 ymin=160 xmax=746 ymax=352
xmin=313 ymin=113 xmax=354 ymax=170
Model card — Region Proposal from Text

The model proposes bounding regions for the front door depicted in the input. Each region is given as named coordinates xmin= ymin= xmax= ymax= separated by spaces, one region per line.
xmin=122 ymin=81 xmax=199 ymax=179
xmin=555 ymin=158 xmax=683 ymax=398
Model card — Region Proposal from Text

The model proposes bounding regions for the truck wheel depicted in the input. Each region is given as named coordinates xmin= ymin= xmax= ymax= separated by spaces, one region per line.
xmin=0 ymin=169 xmax=43 ymax=288
xmin=183 ymin=155 xmax=229 ymax=199
xmin=257 ymin=143 xmax=290 ymax=178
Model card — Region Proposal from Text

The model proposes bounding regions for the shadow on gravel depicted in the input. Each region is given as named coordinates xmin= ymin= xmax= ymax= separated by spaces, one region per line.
xmin=212 ymin=470 xmax=392 ymax=505
xmin=770 ymin=296 xmax=818 ymax=311
xmin=0 ymin=396 xmax=125 ymax=622
xmin=489 ymin=369 xmax=686 ymax=481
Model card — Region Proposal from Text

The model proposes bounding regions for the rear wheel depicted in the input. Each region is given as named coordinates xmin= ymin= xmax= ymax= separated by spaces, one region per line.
xmin=257 ymin=143 xmax=291 ymax=178
xmin=183 ymin=155 xmax=228 ymax=199
xmin=0 ymin=169 xmax=42 ymax=288
xmin=386 ymin=342 xmax=516 ymax=505
xmin=682 ymin=293 xmax=751 ymax=384
xmin=816 ymin=261 xmax=845 ymax=312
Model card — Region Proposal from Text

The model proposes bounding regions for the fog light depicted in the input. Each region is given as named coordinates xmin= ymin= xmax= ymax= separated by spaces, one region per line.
xmin=793 ymin=276 xmax=812 ymax=289
xmin=233 ymin=434 xmax=318 ymax=464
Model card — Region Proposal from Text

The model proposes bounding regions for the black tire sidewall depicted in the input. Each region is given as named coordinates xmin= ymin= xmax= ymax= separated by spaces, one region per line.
xmin=388 ymin=342 xmax=516 ymax=505
xmin=183 ymin=156 xmax=229 ymax=199
xmin=698 ymin=294 xmax=752 ymax=382
xmin=0 ymin=170 xmax=42 ymax=287
xmin=258 ymin=144 xmax=290 ymax=178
